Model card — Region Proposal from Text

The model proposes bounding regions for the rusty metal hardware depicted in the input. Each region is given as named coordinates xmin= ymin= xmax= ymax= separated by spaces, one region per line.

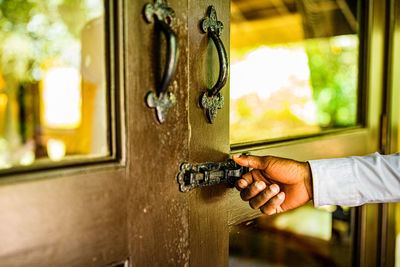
xmin=143 ymin=0 xmax=179 ymax=124
xmin=199 ymin=6 xmax=228 ymax=124
xmin=177 ymin=159 xmax=248 ymax=193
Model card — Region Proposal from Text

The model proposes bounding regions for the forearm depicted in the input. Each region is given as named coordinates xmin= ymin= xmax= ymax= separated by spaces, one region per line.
xmin=309 ymin=152 xmax=400 ymax=207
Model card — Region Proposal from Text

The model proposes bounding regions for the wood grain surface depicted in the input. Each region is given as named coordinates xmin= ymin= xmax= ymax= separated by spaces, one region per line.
xmin=126 ymin=0 xmax=190 ymax=266
xmin=186 ymin=1 xmax=231 ymax=266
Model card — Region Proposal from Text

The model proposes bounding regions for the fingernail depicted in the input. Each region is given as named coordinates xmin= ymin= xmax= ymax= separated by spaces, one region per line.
xmin=266 ymin=209 xmax=275 ymax=216
xmin=255 ymin=181 xmax=266 ymax=189
xmin=239 ymin=180 xmax=247 ymax=187
xmin=270 ymin=184 xmax=279 ymax=194
xmin=278 ymin=192 xmax=285 ymax=200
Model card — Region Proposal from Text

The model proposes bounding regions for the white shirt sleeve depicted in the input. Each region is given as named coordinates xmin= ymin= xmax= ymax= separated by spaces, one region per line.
xmin=308 ymin=152 xmax=400 ymax=207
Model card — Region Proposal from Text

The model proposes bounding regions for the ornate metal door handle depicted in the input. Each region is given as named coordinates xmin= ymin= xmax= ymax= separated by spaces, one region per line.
xmin=199 ymin=6 xmax=229 ymax=124
xmin=177 ymin=159 xmax=248 ymax=193
xmin=143 ymin=0 xmax=179 ymax=124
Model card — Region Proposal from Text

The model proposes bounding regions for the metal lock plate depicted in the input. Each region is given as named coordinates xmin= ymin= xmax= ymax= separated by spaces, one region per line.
xmin=177 ymin=159 xmax=247 ymax=193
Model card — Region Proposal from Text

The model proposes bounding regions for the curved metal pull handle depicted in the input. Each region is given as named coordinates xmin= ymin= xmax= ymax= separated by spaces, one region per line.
xmin=199 ymin=6 xmax=229 ymax=124
xmin=143 ymin=0 xmax=179 ymax=124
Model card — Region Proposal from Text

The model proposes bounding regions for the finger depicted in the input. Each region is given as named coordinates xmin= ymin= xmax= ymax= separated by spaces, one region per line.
xmin=249 ymin=184 xmax=280 ymax=209
xmin=235 ymin=172 xmax=254 ymax=190
xmin=235 ymin=178 xmax=248 ymax=191
xmin=260 ymin=192 xmax=285 ymax=215
xmin=233 ymin=155 xmax=268 ymax=169
xmin=236 ymin=170 xmax=271 ymax=191
xmin=240 ymin=180 xmax=266 ymax=201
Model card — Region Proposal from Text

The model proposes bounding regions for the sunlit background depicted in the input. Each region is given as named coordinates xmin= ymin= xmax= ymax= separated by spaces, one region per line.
xmin=0 ymin=0 xmax=107 ymax=170
xmin=229 ymin=0 xmax=359 ymax=266
xmin=230 ymin=0 xmax=358 ymax=144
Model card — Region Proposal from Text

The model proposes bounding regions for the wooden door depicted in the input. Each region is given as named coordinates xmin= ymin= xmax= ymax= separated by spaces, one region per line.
xmin=0 ymin=1 xmax=128 ymax=266
xmin=0 ymin=0 xmax=232 ymax=266
xmin=227 ymin=0 xmax=388 ymax=266
xmin=127 ymin=0 xmax=231 ymax=265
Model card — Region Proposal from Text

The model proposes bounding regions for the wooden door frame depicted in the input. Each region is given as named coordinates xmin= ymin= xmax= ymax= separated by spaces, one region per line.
xmin=381 ymin=0 xmax=400 ymax=265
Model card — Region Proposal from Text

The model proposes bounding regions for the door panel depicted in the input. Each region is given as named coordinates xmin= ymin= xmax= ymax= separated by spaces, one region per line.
xmin=125 ymin=0 xmax=191 ymax=265
xmin=0 ymin=167 xmax=127 ymax=266
xmin=0 ymin=0 xmax=128 ymax=266
xmin=187 ymin=1 xmax=230 ymax=265
xmin=126 ymin=0 xmax=232 ymax=265
xmin=0 ymin=1 xmax=125 ymax=266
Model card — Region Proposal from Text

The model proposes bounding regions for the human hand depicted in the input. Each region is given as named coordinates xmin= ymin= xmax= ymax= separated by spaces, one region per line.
xmin=233 ymin=155 xmax=313 ymax=215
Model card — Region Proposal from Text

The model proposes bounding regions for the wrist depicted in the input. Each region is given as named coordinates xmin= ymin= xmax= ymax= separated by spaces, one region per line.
xmin=302 ymin=162 xmax=313 ymax=200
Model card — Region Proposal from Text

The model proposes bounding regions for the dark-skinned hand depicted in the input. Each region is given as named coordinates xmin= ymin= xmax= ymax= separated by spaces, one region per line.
xmin=233 ymin=155 xmax=313 ymax=215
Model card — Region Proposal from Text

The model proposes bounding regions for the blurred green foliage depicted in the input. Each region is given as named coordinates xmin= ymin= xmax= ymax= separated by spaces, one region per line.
xmin=230 ymin=35 xmax=359 ymax=144
xmin=306 ymin=36 xmax=358 ymax=128
xmin=0 ymin=0 xmax=102 ymax=83
xmin=236 ymin=99 xmax=252 ymax=117
xmin=0 ymin=0 xmax=103 ymax=166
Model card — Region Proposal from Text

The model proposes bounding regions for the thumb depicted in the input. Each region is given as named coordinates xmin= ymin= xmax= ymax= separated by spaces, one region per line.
xmin=233 ymin=155 xmax=267 ymax=170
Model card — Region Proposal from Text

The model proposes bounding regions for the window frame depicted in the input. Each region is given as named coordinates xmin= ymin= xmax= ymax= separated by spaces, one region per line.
xmin=382 ymin=0 xmax=400 ymax=265
xmin=0 ymin=0 xmax=126 ymax=181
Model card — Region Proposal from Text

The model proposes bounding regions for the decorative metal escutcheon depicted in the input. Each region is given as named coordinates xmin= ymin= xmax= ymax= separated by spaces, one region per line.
xmin=143 ymin=0 xmax=179 ymax=124
xmin=199 ymin=6 xmax=228 ymax=124
xmin=200 ymin=92 xmax=224 ymax=124
xmin=177 ymin=159 xmax=248 ymax=193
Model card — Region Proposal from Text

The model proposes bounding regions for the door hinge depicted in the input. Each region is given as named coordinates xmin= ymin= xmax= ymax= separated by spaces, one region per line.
xmin=177 ymin=159 xmax=248 ymax=193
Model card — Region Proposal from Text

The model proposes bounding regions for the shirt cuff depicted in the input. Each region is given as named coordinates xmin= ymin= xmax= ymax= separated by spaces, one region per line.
xmin=308 ymin=158 xmax=359 ymax=207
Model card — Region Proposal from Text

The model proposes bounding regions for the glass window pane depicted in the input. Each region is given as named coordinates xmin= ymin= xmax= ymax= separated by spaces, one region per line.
xmin=0 ymin=0 xmax=108 ymax=170
xmin=230 ymin=0 xmax=360 ymax=144
xmin=230 ymin=205 xmax=353 ymax=266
